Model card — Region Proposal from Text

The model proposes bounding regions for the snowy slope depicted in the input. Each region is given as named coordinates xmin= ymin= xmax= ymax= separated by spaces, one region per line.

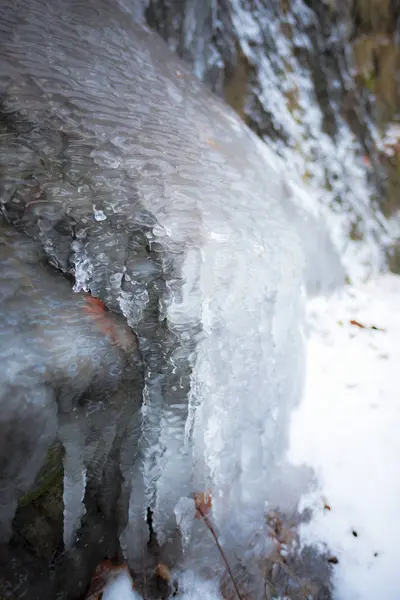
xmin=290 ymin=273 xmax=400 ymax=600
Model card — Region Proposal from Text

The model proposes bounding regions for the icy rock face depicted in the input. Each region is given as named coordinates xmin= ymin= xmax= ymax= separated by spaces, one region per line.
xmin=0 ymin=218 xmax=140 ymax=547
xmin=0 ymin=218 xmax=141 ymax=596
xmin=145 ymin=0 xmax=392 ymax=280
xmin=0 ymin=0 xmax=316 ymax=594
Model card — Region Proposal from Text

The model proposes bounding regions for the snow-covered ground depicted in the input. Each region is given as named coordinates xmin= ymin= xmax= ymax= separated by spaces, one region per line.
xmin=290 ymin=273 xmax=400 ymax=600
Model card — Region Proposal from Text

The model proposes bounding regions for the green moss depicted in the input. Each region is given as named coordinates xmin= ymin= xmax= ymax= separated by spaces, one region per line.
xmin=355 ymin=0 xmax=392 ymax=32
xmin=380 ymin=148 xmax=400 ymax=217
xmin=224 ymin=43 xmax=250 ymax=123
xmin=14 ymin=442 xmax=65 ymax=560
xmin=388 ymin=243 xmax=400 ymax=274
xmin=349 ymin=218 xmax=365 ymax=241
xmin=301 ymin=169 xmax=313 ymax=183
xmin=353 ymin=32 xmax=399 ymax=125
xmin=18 ymin=442 xmax=64 ymax=508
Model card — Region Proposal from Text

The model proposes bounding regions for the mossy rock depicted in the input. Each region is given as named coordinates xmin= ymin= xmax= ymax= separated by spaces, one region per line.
xmin=18 ymin=441 xmax=64 ymax=508
xmin=14 ymin=442 xmax=64 ymax=560
xmin=388 ymin=242 xmax=400 ymax=274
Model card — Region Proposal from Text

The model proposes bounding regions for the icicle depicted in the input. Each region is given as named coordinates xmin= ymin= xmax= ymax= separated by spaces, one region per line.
xmin=59 ymin=416 xmax=87 ymax=549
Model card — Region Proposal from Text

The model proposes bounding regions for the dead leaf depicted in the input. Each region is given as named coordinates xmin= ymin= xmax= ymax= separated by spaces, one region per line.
xmin=349 ymin=319 xmax=386 ymax=332
xmin=327 ymin=556 xmax=339 ymax=565
xmin=322 ymin=496 xmax=331 ymax=511
xmin=82 ymin=294 xmax=136 ymax=350
xmin=85 ymin=561 xmax=128 ymax=599
xmin=350 ymin=319 xmax=366 ymax=328
xmin=155 ymin=563 xmax=171 ymax=582
xmin=193 ymin=490 xmax=212 ymax=519
xmin=266 ymin=511 xmax=296 ymax=556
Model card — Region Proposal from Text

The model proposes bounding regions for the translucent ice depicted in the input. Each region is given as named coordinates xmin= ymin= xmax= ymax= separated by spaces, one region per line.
xmin=0 ymin=0 xmax=342 ymax=593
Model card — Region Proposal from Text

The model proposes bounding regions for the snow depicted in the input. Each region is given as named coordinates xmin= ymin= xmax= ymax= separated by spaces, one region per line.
xmin=102 ymin=570 xmax=142 ymax=600
xmin=175 ymin=572 xmax=223 ymax=600
xmin=290 ymin=273 xmax=400 ymax=599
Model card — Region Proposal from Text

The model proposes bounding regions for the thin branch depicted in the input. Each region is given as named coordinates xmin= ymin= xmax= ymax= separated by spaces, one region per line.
xmin=274 ymin=558 xmax=309 ymax=600
xmin=196 ymin=505 xmax=244 ymax=600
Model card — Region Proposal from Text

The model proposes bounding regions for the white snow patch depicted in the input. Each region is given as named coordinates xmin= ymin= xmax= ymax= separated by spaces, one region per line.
xmin=290 ymin=273 xmax=400 ymax=599
xmin=175 ymin=571 xmax=223 ymax=600
xmin=102 ymin=570 xmax=142 ymax=600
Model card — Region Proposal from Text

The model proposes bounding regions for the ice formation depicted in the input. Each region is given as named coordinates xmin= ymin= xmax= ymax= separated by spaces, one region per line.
xmin=0 ymin=0 xmax=306 ymax=580
xmin=144 ymin=0 xmax=393 ymax=282
xmin=0 ymin=0 xmax=388 ymax=597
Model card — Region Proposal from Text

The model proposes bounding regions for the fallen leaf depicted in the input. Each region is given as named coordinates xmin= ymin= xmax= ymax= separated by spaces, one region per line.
xmin=193 ymin=490 xmax=212 ymax=519
xmin=82 ymin=294 xmax=136 ymax=350
xmin=322 ymin=496 xmax=331 ymax=511
xmin=327 ymin=556 xmax=339 ymax=565
xmin=350 ymin=319 xmax=366 ymax=328
xmin=85 ymin=561 xmax=128 ymax=599
xmin=349 ymin=319 xmax=386 ymax=332
xmin=266 ymin=510 xmax=296 ymax=553
xmin=155 ymin=563 xmax=171 ymax=582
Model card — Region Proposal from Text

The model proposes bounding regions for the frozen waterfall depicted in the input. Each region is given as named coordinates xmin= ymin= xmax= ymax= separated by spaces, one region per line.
xmin=0 ymin=0 xmax=345 ymax=597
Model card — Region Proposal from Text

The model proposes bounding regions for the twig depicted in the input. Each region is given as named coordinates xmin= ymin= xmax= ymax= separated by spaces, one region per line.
xmin=274 ymin=558 xmax=309 ymax=600
xmin=264 ymin=574 xmax=278 ymax=600
xmin=196 ymin=505 xmax=244 ymax=600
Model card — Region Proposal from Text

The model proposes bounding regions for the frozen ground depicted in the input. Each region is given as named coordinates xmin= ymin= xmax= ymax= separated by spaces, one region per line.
xmin=290 ymin=273 xmax=400 ymax=600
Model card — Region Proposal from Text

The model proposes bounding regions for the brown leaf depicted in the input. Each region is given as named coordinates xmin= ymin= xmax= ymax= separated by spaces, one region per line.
xmin=266 ymin=511 xmax=295 ymax=550
xmin=82 ymin=294 xmax=136 ymax=350
xmin=322 ymin=497 xmax=331 ymax=511
xmin=193 ymin=490 xmax=212 ymax=519
xmin=350 ymin=319 xmax=366 ymax=328
xmin=349 ymin=319 xmax=386 ymax=332
xmin=155 ymin=563 xmax=171 ymax=582
xmin=85 ymin=561 xmax=128 ymax=599
xmin=327 ymin=556 xmax=339 ymax=564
